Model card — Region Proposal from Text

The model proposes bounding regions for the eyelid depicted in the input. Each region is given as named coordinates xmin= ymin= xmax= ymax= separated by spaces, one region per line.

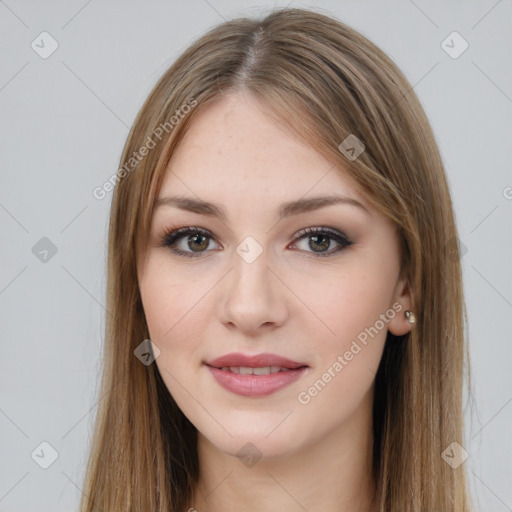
xmin=158 ymin=226 xmax=217 ymax=248
xmin=288 ymin=226 xmax=353 ymax=257
xmin=291 ymin=226 xmax=351 ymax=243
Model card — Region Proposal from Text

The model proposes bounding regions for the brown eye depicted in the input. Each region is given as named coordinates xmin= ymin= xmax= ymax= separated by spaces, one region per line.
xmin=186 ymin=233 xmax=210 ymax=252
xmin=159 ymin=225 xmax=352 ymax=259
xmin=291 ymin=227 xmax=353 ymax=257
xmin=160 ymin=227 xmax=219 ymax=258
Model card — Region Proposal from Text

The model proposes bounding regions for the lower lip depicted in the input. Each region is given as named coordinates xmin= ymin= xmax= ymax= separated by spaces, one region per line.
xmin=205 ymin=365 xmax=308 ymax=397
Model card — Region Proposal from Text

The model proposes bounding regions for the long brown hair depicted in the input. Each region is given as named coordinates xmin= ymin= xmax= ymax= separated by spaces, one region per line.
xmin=80 ymin=7 xmax=473 ymax=511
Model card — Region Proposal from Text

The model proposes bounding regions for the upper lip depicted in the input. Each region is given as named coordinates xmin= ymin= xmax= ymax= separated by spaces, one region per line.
xmin=205 ymin=352 xmax=308 ymax=369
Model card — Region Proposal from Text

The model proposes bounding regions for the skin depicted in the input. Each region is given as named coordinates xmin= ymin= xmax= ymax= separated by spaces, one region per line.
xmin=137 ymin=91 xmax=412 ymax=512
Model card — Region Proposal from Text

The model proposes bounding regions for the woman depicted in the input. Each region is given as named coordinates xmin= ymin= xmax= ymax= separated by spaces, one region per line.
xmin=81 ymin=7 xmax=473 ymax=511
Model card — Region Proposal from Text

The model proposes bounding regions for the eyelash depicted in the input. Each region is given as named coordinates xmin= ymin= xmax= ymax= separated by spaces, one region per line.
xmin=158 ymin=225 xmax=353 ymax=259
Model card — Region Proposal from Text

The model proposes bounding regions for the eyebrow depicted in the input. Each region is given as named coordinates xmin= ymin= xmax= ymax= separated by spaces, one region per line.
xmin=154 ymin=194 xmax=369 ymax=221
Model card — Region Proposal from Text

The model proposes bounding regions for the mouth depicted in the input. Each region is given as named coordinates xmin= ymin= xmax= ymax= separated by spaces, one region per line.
xmin=203 ymin=352 xmax=309 ymax=397
xmin=205 ymin=351 xmax=308 ymax=370
xmin=207 ymin=365 xmax=305 ymax=375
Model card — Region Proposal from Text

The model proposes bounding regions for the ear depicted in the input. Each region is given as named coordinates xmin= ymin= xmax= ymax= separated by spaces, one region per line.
xmin=387 ymin=273 xmax=414 ymax=336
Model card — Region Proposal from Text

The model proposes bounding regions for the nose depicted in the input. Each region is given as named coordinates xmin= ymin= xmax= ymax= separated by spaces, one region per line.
xmin=217 ymin=246 xmax=289 ymax=334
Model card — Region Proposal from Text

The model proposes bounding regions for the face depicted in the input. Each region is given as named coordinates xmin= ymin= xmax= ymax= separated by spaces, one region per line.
xmin=137 ymin=91 xmax=412 ymax=460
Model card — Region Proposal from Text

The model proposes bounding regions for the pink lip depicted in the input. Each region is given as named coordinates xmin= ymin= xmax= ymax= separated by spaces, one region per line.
xmin=204 ymin=352 xmax=309 ymax=397
xmin=206 ymin=366 xmax=308 ymax=397
xmin=205 ymin=352 xmax=307 ymax=369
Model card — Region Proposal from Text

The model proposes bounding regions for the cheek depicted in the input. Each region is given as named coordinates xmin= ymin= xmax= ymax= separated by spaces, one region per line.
xmin=293 ymin=274 xmax=389 ymax=423
xmin=290 ymin=255 xmax=398 ymax=351
xmin=291 ymin=254 xmax=397 ymax=416
xmin=139 ymin=264 xmax=209 ymax=408
xmin=138 ymin=261 xmax=210 ymax=379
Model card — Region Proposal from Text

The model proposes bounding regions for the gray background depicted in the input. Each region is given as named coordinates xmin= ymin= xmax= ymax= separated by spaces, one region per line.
xmin=1 ymin=0 xmax=511 ymax=510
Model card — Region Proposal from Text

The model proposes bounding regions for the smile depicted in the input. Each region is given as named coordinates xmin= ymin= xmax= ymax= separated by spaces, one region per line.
xmin=205 ymin=364 xmax=308 ymax=397
xmin=217 ymin=365 xmax=293 ymax=375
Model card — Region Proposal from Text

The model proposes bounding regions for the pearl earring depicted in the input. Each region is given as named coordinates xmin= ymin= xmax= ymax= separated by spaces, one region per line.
xmin=405 ymin=310 xmax=416 ymax=324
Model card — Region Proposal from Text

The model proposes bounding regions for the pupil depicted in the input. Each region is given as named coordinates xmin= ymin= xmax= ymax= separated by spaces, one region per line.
xmin=311 ymin=235 xmax=329 ymax=252
xmin=189 ymin=234 xmax=208 ymax=251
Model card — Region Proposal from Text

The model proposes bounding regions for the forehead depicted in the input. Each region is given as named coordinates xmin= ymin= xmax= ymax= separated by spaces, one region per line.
xmin=159 ymin=92 xmax=367 ymax=209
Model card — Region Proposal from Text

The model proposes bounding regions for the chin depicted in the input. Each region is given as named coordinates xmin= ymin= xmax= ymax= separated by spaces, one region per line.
xmin=197 ymin=415 xmax=308 ymax=462
xmin=212 ymin=433 xmax=299 ymax=463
